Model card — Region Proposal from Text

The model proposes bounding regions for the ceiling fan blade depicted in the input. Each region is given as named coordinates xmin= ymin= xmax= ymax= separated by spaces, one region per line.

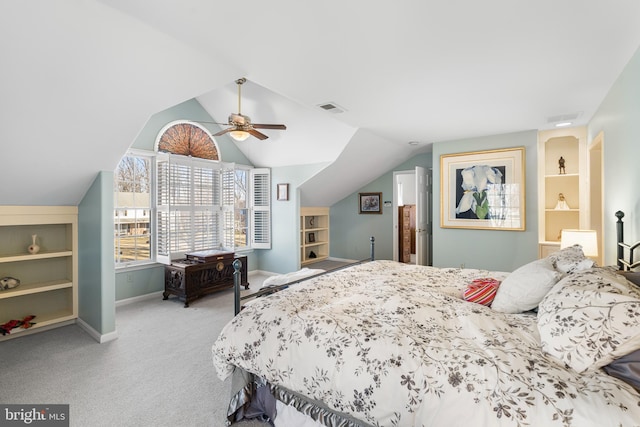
xmin=213 ymin=128 xmax=234 ymax=137
xmin=197 ymin=120 xmax=230 ymax=126
xmin=252 ymin=124 xmax=287 ymax=130
xmin=247 ymin=128 xmax=269 ymax=140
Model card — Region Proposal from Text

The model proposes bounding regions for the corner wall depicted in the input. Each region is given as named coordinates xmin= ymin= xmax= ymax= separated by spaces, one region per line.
xmin=259 ymin=163 xmax=328 ymax=274
xmin=331 ymin=152 xmax=433 ymax=261
xmin=78 ymin=171 xmax=116 ymax=339
xmin=588 ymin=46 xmax=640 ymax=265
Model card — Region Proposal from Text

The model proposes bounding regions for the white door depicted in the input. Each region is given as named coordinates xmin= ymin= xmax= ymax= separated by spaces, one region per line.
xmin=415 ymin=166 xmax=430 ymax=265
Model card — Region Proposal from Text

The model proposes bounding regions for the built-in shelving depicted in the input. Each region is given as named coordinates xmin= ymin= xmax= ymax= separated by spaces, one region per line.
xmin=300 ymin=207 xmax=329 ymax=266
xmin=537 ymin=127 xmax=587 ymax=258
xmin=0 ymin=206 xmax=78 ymax=341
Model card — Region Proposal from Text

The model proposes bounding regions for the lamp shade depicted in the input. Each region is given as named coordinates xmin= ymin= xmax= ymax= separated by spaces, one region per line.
xmin=560 ymin=229 xmax=598 ymax=257
xmin=230 ymin=130 xmax=250 ymax=141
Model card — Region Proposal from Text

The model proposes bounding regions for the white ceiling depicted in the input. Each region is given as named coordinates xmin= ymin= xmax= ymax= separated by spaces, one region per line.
xmin=2 ymin=1 xmax=640 ymax=206
xmin=100 ymin=0 xmax=640 ymax=142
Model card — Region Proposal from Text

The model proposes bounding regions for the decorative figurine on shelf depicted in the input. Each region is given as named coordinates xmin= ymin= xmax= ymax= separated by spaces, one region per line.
xmin=27 ymin=234 xmax=40 ymax=254
xmin=558 ymin=156 xmax=566 ymax=174
xmin=0 ymin=276 xmax=20 ymax=291
xmin=555 ymin=193 xmax=570 ymax=210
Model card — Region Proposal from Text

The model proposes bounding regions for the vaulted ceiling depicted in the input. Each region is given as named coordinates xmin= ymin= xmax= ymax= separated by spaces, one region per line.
xmin=2 ymin=1 xmax=640 ymax=206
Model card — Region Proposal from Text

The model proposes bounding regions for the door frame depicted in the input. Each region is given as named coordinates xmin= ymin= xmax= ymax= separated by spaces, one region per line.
xmin=392 ymin=170 xmax=415 ymax=262
xmin=588 ymin=131 xmax=604 ymax=266
xmin=392 ymin=168 xmax=432 ymax=265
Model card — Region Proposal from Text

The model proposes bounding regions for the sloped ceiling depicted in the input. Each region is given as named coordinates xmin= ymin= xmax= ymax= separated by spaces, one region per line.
xmin=2 ymin=1 xmax=640 ymax=207
xmin=196 ymin=80 xmax=358 ymax=168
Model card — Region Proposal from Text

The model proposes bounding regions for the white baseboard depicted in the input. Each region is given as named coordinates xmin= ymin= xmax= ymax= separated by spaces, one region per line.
xmin=76 ymin=317 xmax=118 ymax=344
xmin=116 ymin=290 xmax=164 ymax=308
xmin=328 ymin=256 xmax=358 ymax=263
xmin=249 ymin=269 xmax=278 ymax=277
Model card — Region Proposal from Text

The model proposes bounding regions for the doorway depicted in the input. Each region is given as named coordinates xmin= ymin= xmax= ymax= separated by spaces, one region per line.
xmin=393 ymin=168 xmax=432 ymax=265
xmin=589 ymin=132 xmax=604 ymax=266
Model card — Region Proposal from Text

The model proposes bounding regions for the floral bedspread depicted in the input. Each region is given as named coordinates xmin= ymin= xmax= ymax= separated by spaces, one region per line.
xmin=212 ymin=261 xmax=640 ymax=427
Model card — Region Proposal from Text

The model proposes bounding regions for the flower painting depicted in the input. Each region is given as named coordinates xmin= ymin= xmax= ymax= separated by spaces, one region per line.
xmin=455 ymin=165 xmax=505 ymax=220
xmin=441 ymin=147 xmax=525 ymax=230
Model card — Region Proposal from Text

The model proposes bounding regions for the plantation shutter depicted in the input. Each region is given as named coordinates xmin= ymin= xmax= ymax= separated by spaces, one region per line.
xmin=169 ymin=158 xmax=193 ymax=256
xmin=192 ymin=157 xmax=221 ymax=252
xmin=155 ymin=154 xmax=223 ymax=264
xmin=221 ymin=166 xmax=235 ymax=250
xmin=155 ymin=153 xmax=171 ymax=265
xmin=251 ymin=168 xmax=271 ymax=249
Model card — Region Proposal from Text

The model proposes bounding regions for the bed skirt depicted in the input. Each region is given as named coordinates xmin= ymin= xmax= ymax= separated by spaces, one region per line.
xmin=227 ymin=367 xmax=375 ymax=427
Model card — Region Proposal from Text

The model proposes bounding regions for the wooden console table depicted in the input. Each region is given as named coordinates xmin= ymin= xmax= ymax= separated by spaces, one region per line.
xmin=163 ymin=250 xmax=249 ymax=307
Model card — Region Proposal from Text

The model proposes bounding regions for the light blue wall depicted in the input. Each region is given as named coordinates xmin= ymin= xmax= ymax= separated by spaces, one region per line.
xmin=259 ymin=163 xmax=328 ymax=273
xmin=588 ymin=46 xmax=640 ymax=265
xmin=331 ymin=152 xmax=433 ymax=261
xmin=432 ymin=131 xmax=538 ymax=271
xmin=78 ymin=171 xmax=115 ymax=335
xmin=130 ymin=98 xmax=251 ymax=165
xmin=115 ymin=266 xmax=165 ymax=301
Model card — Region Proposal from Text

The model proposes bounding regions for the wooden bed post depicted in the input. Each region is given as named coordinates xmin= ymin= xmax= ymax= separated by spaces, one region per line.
xmin=233 ymin=258 xmax=242 ymax=316
xmin=616 ymin=211 xmax=625 ymax=270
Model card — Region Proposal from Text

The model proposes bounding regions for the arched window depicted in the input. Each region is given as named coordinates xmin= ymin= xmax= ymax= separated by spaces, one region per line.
xmin=115 ymin=121 xmax=271 ymax=269
xmin=156 ymin=121 xmax=219 ymax=160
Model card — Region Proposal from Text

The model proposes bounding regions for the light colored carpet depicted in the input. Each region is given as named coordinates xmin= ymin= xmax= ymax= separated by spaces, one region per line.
xmin=0 ymin=274 xmax=273 ymax=427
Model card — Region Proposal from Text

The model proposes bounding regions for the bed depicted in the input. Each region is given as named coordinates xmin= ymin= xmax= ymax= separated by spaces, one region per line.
xmin=212 ymin=215 xmax=640 ymax=427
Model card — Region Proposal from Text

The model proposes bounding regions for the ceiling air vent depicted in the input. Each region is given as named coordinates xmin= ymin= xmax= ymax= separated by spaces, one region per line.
xmin=317 ymin=102 xmax=346 ymax=114
xmin=546 ymin=112 xmax=582 ymax=124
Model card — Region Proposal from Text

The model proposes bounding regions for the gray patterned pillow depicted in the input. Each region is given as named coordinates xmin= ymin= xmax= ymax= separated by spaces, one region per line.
xmin=537 ymin=268 xmax=640 ymax=373
xmin=546 ymin=244 xmax=595 ymax=274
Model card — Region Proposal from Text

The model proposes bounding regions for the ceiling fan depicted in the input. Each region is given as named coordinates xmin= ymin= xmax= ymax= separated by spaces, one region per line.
xmin=213 ymin=77 xmax=287 ymax=141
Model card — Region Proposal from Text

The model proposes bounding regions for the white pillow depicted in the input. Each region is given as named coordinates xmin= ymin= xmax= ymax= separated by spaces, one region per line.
xmin=491 ymin=258 xmax=561 ymax=314
xmin=537 ymin=268 xmax=640 ymax=373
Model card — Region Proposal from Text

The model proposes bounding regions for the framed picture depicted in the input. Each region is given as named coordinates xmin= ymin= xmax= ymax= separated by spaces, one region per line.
xmin=308 ymin=232 xmax=315 ymax=243
xmin=441 ymin=147 xmax=525 ymax=230
xmin=277 ymin=183 xmax=289 ymax=201
xmin=359 ymin=192 xmax=382 ymax=214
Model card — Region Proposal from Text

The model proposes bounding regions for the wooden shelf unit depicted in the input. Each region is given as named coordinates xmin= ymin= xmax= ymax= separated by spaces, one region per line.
xmin=537 ymin=127 xmax=587 ymax=258
xmin=300 ymin=207 xmax=329 ymax=266
xmin=0 ymin=206 xmax=78 ymax=341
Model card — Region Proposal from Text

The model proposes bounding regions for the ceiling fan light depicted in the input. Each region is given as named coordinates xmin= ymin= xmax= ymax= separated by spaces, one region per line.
xmin=230 ymin=130 xmax=250 ymax=141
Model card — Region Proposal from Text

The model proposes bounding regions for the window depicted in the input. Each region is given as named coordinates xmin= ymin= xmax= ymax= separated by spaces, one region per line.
xmin=114 ymin=153 xmax=152 ymax=265
xmin=115 ymin=121 xmax=271 ymax=267
xmin=155 ymin=156 xmax=270 ymax=263
xmin=156 ymin=154 xmax=222 ymax=263
xmin=222 ymin=167 xmax=249 ymax=250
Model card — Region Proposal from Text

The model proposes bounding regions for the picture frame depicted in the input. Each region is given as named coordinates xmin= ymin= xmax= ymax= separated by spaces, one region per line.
xmin=277 ymin=183 xmax=289 ymax=201
xmin=359 ymin=192 xmax=382 ymax=214
xmin=440 ymin=147 xmax=525 ymax=230
xmin=308 ymin=232 xmax=315 ymax=243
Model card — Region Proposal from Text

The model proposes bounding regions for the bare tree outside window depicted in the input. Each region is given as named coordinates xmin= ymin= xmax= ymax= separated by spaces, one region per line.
xmin=114 ymin=155 xmax=152 ymax=264
xmin=116 ymin=156 xmax=151 ymax=193
xmin=234 ymin=169 xmax=249 ymax=248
